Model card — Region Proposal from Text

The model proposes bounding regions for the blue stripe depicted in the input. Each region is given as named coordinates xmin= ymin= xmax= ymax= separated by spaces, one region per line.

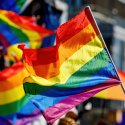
xmin=0 ymin=23 xmax=20 ymax=44
xmin=0 ymin=0 xmax=20 ymax=13
xmin=30 ymin=62 xmax=118 ymax=111
xmin=18 ymin=96 xmax=37 ymax=115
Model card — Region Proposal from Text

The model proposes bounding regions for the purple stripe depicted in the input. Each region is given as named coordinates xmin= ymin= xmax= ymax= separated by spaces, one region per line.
xmin=42 ymin=79 xmax=119 ymax=123
xmin=0 ymin=33 xmax=10 ymax=48
xmin=15 ymin=109 xmax=41 ymax=125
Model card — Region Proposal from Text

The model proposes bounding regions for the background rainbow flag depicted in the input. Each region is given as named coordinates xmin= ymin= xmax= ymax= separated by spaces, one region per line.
xmin=0 ymin=0 xmax=31 ymax=14
xmin=0 ymin=62 xmax=42 ymax=125
xmin=0 ymin=9 xmax=54 ymax=49
xmin=19 ymin=6 xmax=121 ymax=124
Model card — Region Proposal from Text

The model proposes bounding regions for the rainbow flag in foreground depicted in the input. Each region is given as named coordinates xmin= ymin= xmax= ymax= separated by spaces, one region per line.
xmin=0 ymin=9 xmax=54 ymax=49
xmin=0 ymin=62 xmax=41 ymax=125
xmin=19 ymin=7 xmax=121 ymax=124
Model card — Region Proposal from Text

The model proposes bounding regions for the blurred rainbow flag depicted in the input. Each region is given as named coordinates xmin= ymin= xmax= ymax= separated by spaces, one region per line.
xmin=19 ymin=7 xmax=121 ymax=124
xmin=0 ymin=0 xmax=31 ymax=14
xmin=0 ymin=9 xmax=54 ymax=49
xmin=0 ymin=62 xmax=42 ymax=125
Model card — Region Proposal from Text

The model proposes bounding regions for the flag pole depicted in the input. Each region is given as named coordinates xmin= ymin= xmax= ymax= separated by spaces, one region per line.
xmin=87 ymin=6 xmax=125 ymax=94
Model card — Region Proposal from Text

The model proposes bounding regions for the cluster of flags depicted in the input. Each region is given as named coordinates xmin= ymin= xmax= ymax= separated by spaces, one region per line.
xmin=0 ymin=0 xmax=55 ymax=124
xmin=0 ymin=62 xmax=36 ymax=124
xmin=0 ymin=0 xmax=124 ymax=125
xmin=0 ymin=9 xmax=54 ymax=49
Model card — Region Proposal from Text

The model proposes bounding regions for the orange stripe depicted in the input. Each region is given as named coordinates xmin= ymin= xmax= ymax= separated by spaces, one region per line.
xmin=0 ymin=68 xmax=29 ymax=92
xmin=58 ymin=24 xmax=98 ymax=64
xmin=24 ymin=60 xmax=60 ymax=79
xmin=95 ymin=71 xmax=125 ymax=101
xmin=95 ymin=85 xmax=125 ymax=101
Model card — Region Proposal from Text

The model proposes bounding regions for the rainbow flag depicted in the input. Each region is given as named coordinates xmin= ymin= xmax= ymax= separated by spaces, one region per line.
xmin=0 ymin=9 xmax=54 ymax=49
xmin=0 ymin=62 xmax=42 ymax=125
xmin=19 ymin=7 xmax=121 ymax=124
xmin=0 ymin=0 xmax=31 ymax=14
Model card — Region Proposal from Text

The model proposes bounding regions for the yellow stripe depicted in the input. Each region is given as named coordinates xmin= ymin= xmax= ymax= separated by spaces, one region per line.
xmin=22 ymin=30 xmax=41 ymax=41
xmin=7 ymin=43 xmax=22 ymax=61
xmin=0 ymin=14 xmax=41 ymax=41
xmin=0 ymin=85 xmax=25 ymax=105
xmin=24 ymin=35 xmax=104 ymax=86
xmin=24 ymin=62 xmax=36 ymax=76
xmin=30 ymin=40 xmax=43 ymax=49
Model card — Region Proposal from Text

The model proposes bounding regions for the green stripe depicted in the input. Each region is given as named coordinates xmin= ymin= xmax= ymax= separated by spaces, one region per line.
xmin=24 ymin=49 xmax=110 ymax=94
xmin=0 ymin=19 xmax=29 ymax=42
xmin=16 ymin=0 xmax=26 ymax=9
xmin=58 ymin=48 xmax=110 ymax=88
xmin=0 ymin=94 xmax=31 ymax=116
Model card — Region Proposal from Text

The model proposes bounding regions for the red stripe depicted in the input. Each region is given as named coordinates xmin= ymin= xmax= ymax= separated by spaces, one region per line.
xmin=22 ymin=46 xmax=58 ymax=66
xmin=56 ymin=9 xmax=90 ymax=45
xmin=118 ymin=70 xmax=125 ymax=76
xmin=0 ymin=62 xmax=24 ymax=80
xmin=84 ymin=7 xmax=100 ymax=35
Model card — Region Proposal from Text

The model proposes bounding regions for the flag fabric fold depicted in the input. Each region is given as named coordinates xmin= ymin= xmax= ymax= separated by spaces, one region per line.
xmin=0 ymin=9 xmax=54 ymax=49
xmin=0 ymin=62 xmax=41 ymax=125
xmin=19 ymin=7 xmax=121 ymax=124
